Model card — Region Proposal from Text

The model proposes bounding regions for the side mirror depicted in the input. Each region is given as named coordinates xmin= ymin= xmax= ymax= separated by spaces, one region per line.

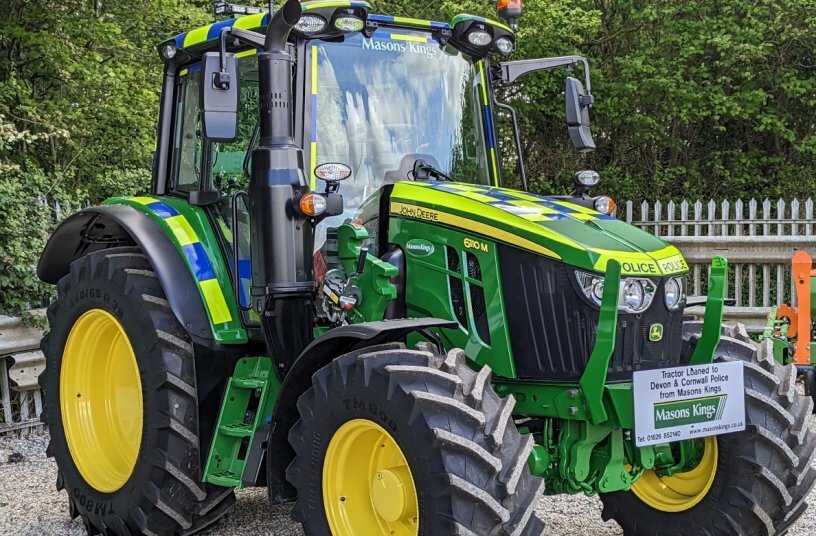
xmin=565 ymin=77 xmax=595 ymax=152
xmin=200 ymin=52 xmax=240 ymax=142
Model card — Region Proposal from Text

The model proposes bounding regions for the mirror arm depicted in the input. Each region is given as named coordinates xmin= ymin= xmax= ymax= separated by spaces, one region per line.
xmin=496 ymin=55 xmax=593 ymax=94
xmin=492 ymin=95 xmax=528 ymax=191
xmin=229 ymin=26 xmax=267 ymax=50
xmin=214 ymin=26 xmax=268 ymax=90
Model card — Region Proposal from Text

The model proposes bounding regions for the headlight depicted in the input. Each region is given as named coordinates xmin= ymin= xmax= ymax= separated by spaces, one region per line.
xmin=467 ymin=30 xmax=493 ymax=47
xmin=495 ymin=37 xmax=514 ymax=54
xmin=160 ymin=43 xmax=177 ymax=61
xmin=295 ymin=14 xmax=328 ymax=34
xmin=576 ymin=270 xmax=656 ymax=313
xmin=334 ymin=15 xmax=364 ymax=33
xmin=665 ymin=276 xmax=686 ymax=310
xmin=622 ymin=280 xmax=645 ymax=310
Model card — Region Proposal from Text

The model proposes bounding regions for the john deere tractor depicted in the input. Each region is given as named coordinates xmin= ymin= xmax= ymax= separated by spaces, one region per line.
xmin=37 ymin=1 xmax=816 ymax=534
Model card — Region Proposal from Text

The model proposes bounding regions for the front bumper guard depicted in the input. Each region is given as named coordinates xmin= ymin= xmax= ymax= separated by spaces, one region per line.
xmin=579 ymin=256 xmax=728 ymax=425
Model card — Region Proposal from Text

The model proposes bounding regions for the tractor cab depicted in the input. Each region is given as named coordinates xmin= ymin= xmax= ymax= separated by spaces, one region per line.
xmin=157 ymin=4 xmax=516 ymax=254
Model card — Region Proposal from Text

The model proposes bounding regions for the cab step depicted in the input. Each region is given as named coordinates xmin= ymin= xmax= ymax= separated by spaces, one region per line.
xmin=202 ymin=357 xmax=282 ymax=489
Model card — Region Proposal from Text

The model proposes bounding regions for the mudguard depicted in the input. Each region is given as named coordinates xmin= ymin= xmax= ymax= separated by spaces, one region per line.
xmin=37 ymin=205 xmax=214 ymax=341
xmin=264 ymin=317 xmax=458 ymax=502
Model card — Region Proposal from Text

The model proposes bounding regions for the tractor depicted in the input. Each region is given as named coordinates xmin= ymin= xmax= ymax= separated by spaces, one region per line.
xmin=762 ymin=250 xmax=816 ymax=408
xmin=36 ymin=1 xmax=816 ymax=534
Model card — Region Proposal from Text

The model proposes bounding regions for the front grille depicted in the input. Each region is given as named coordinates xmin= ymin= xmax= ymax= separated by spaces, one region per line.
xmin=499 ymin=245 xmax=684 ymax=382
xmin=447 ymin=246 xmax=467 ymax=327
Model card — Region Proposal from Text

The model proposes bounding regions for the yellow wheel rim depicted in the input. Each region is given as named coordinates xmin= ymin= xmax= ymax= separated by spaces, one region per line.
xmin=323 ymin=419 xmax=419 ymax=536
xmin=60 ymin=309 xmax=143 ymax=493
xmin=631 ymin=437 xmax=718 ymax=512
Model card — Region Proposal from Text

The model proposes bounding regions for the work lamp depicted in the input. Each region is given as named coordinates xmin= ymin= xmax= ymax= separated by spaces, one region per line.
xmin=449 ymin=14 xmax=516 ymax=59
xmin=295 ymin=14 xmax=328 ymax=34
xmin=293 ymin=1 xmax=370 ymax=38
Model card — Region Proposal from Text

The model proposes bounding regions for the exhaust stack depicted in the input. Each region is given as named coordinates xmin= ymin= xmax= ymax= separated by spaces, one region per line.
xmin=249 ymin=0 xmax=314 ymax=369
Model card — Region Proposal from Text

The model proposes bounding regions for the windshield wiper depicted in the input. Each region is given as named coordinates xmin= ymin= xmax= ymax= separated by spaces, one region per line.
xmin=412 ymin=159 xmax=453 ymax=182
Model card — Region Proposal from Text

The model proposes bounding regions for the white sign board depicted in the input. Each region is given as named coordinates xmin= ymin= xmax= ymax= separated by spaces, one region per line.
xmin=633 ymin=361 xmax=745 ymax=447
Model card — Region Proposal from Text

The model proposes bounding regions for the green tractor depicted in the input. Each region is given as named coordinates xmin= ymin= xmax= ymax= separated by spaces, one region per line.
xmin=37 ymin=1 xmax=815 ymax=534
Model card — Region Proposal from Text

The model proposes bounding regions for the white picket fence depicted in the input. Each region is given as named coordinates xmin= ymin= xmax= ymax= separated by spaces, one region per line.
xmin=624 ymin=198 xmax=816 ymax=331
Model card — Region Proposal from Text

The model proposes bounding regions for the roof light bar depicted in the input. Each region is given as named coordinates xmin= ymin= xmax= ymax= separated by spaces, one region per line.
xmin=212 ymin=1 xmax=267 ymax=21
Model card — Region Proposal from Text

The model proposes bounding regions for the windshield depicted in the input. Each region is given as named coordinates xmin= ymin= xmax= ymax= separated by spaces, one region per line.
xmin=309 ymin=30 xmax=495 ymax=212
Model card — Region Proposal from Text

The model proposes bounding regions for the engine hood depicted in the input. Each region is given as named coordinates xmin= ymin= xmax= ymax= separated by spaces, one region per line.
xmin=388 ymin=182 xmax=689 ymax=276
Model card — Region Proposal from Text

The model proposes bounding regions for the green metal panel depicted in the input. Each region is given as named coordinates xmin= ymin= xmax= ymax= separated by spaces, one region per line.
xmin=579 ymin=260 xmax=621 ymax=425
xmin=104 ymin=196 xmax=248 ymax=344
xmin=689 ymin=257 xmax=727 ymax=365
xmin=389 ymin=182 xmax=689 ymax=277
xmin=336 ymin=223 xmax=398 ymax=323
xmin=492 ymin=380 xmax=636 ymax=429
xmin=390 ymin=216 xmax=516 ymax=378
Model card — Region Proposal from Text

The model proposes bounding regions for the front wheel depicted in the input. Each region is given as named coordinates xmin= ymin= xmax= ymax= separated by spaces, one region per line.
xmin=600 ymin=323 xmax=816 ymax=535
xmin=287 ymin=343 xmax=546 ymax=535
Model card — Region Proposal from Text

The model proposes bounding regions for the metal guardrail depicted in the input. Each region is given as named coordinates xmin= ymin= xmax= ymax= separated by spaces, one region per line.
xmin=0 ymin=314 xmax=46 ymax=434
xmin=626 ymin=198 xmax=816 ymax=332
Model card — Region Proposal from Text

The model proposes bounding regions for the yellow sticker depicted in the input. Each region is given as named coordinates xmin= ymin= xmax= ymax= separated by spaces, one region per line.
xmin=658 ymin=255 xmax=689 ymax=275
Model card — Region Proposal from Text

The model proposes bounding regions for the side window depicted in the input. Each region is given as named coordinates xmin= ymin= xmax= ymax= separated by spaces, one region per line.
xmin=173 ymin=71 xmax=202 ymax=192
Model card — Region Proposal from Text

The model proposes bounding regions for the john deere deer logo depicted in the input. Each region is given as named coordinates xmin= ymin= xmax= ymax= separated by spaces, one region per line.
xmin=649 ymin=323 xmax=664 ymax=342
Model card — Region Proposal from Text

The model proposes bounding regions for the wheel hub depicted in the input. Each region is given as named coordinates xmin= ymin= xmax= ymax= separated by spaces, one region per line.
xmin=372 ymin=467 xmax=412 ymax=522
xmin=631 ymin=436 xmax=718 ymax=512
xmin=323 ymin=419 xmax=418 ymax=535
xmin=60 ymin=309 xmax=143 ymax=493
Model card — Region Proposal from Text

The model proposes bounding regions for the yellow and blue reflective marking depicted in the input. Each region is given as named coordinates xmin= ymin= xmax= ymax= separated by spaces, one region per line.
xmin=175 ymin=12 xmax=270 ymax=49
xmin=311 ymin=44 xmax=319 ymax=190
xmin=371 ymin=30 xmax=433 ymax=42
xmin=424 ymin=183 xmax=618 ymax=223
xmin=130 ymin=197 xmax=233 ymax=325
xmin=478 ymin=63 xmax=500 ymax=186
xmin=368 ymin=14 xmax=450 ymax=30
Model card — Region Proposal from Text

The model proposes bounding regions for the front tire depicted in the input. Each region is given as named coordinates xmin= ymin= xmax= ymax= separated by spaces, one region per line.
xmin=287 ymin=343 xmax=546 ymax=535
xmin=600 ymin=323 xmax=816 ymax=535
xmin=40 ymin=248 xmax=235 ymax=535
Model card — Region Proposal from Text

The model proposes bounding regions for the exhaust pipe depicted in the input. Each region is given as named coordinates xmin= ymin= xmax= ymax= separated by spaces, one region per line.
xmin=249 ymin=0 xmax=313 ymax=370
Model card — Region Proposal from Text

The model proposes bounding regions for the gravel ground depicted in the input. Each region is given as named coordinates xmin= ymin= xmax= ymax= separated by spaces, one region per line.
xmin=1 ymin=413 xmax=814 ymax=535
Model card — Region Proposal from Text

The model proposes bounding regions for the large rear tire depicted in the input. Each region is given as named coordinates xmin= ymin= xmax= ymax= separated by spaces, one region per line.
xmin=600 ymin=323 xmax=816 ymax=535
xmin=287 ymin=343 xmax=546 ymax=535
xmin=40 ymin=248 xmax=235 ymax=535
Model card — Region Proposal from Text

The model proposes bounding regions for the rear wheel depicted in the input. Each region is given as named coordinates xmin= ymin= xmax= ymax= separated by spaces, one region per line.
xmin=287 ymin=343 xmax=546 ymax=535
xmin=40 ymin=248 xmax=235 ymax=535
xmin=600 ymin=323 xmax=816 ymax=535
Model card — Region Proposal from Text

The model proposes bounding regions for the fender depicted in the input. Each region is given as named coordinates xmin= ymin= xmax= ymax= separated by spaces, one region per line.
xmin=264 ymin=317 xmax=458 ymax=502
xmin=37 ymin=205 xmax=214 ymax=342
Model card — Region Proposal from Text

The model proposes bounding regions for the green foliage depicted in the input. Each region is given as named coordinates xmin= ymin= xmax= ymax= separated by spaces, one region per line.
xmin=0 ymin=0 xmax=212 ymax=316
xmin=0 ymin=168 xmax=55 ymax=315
